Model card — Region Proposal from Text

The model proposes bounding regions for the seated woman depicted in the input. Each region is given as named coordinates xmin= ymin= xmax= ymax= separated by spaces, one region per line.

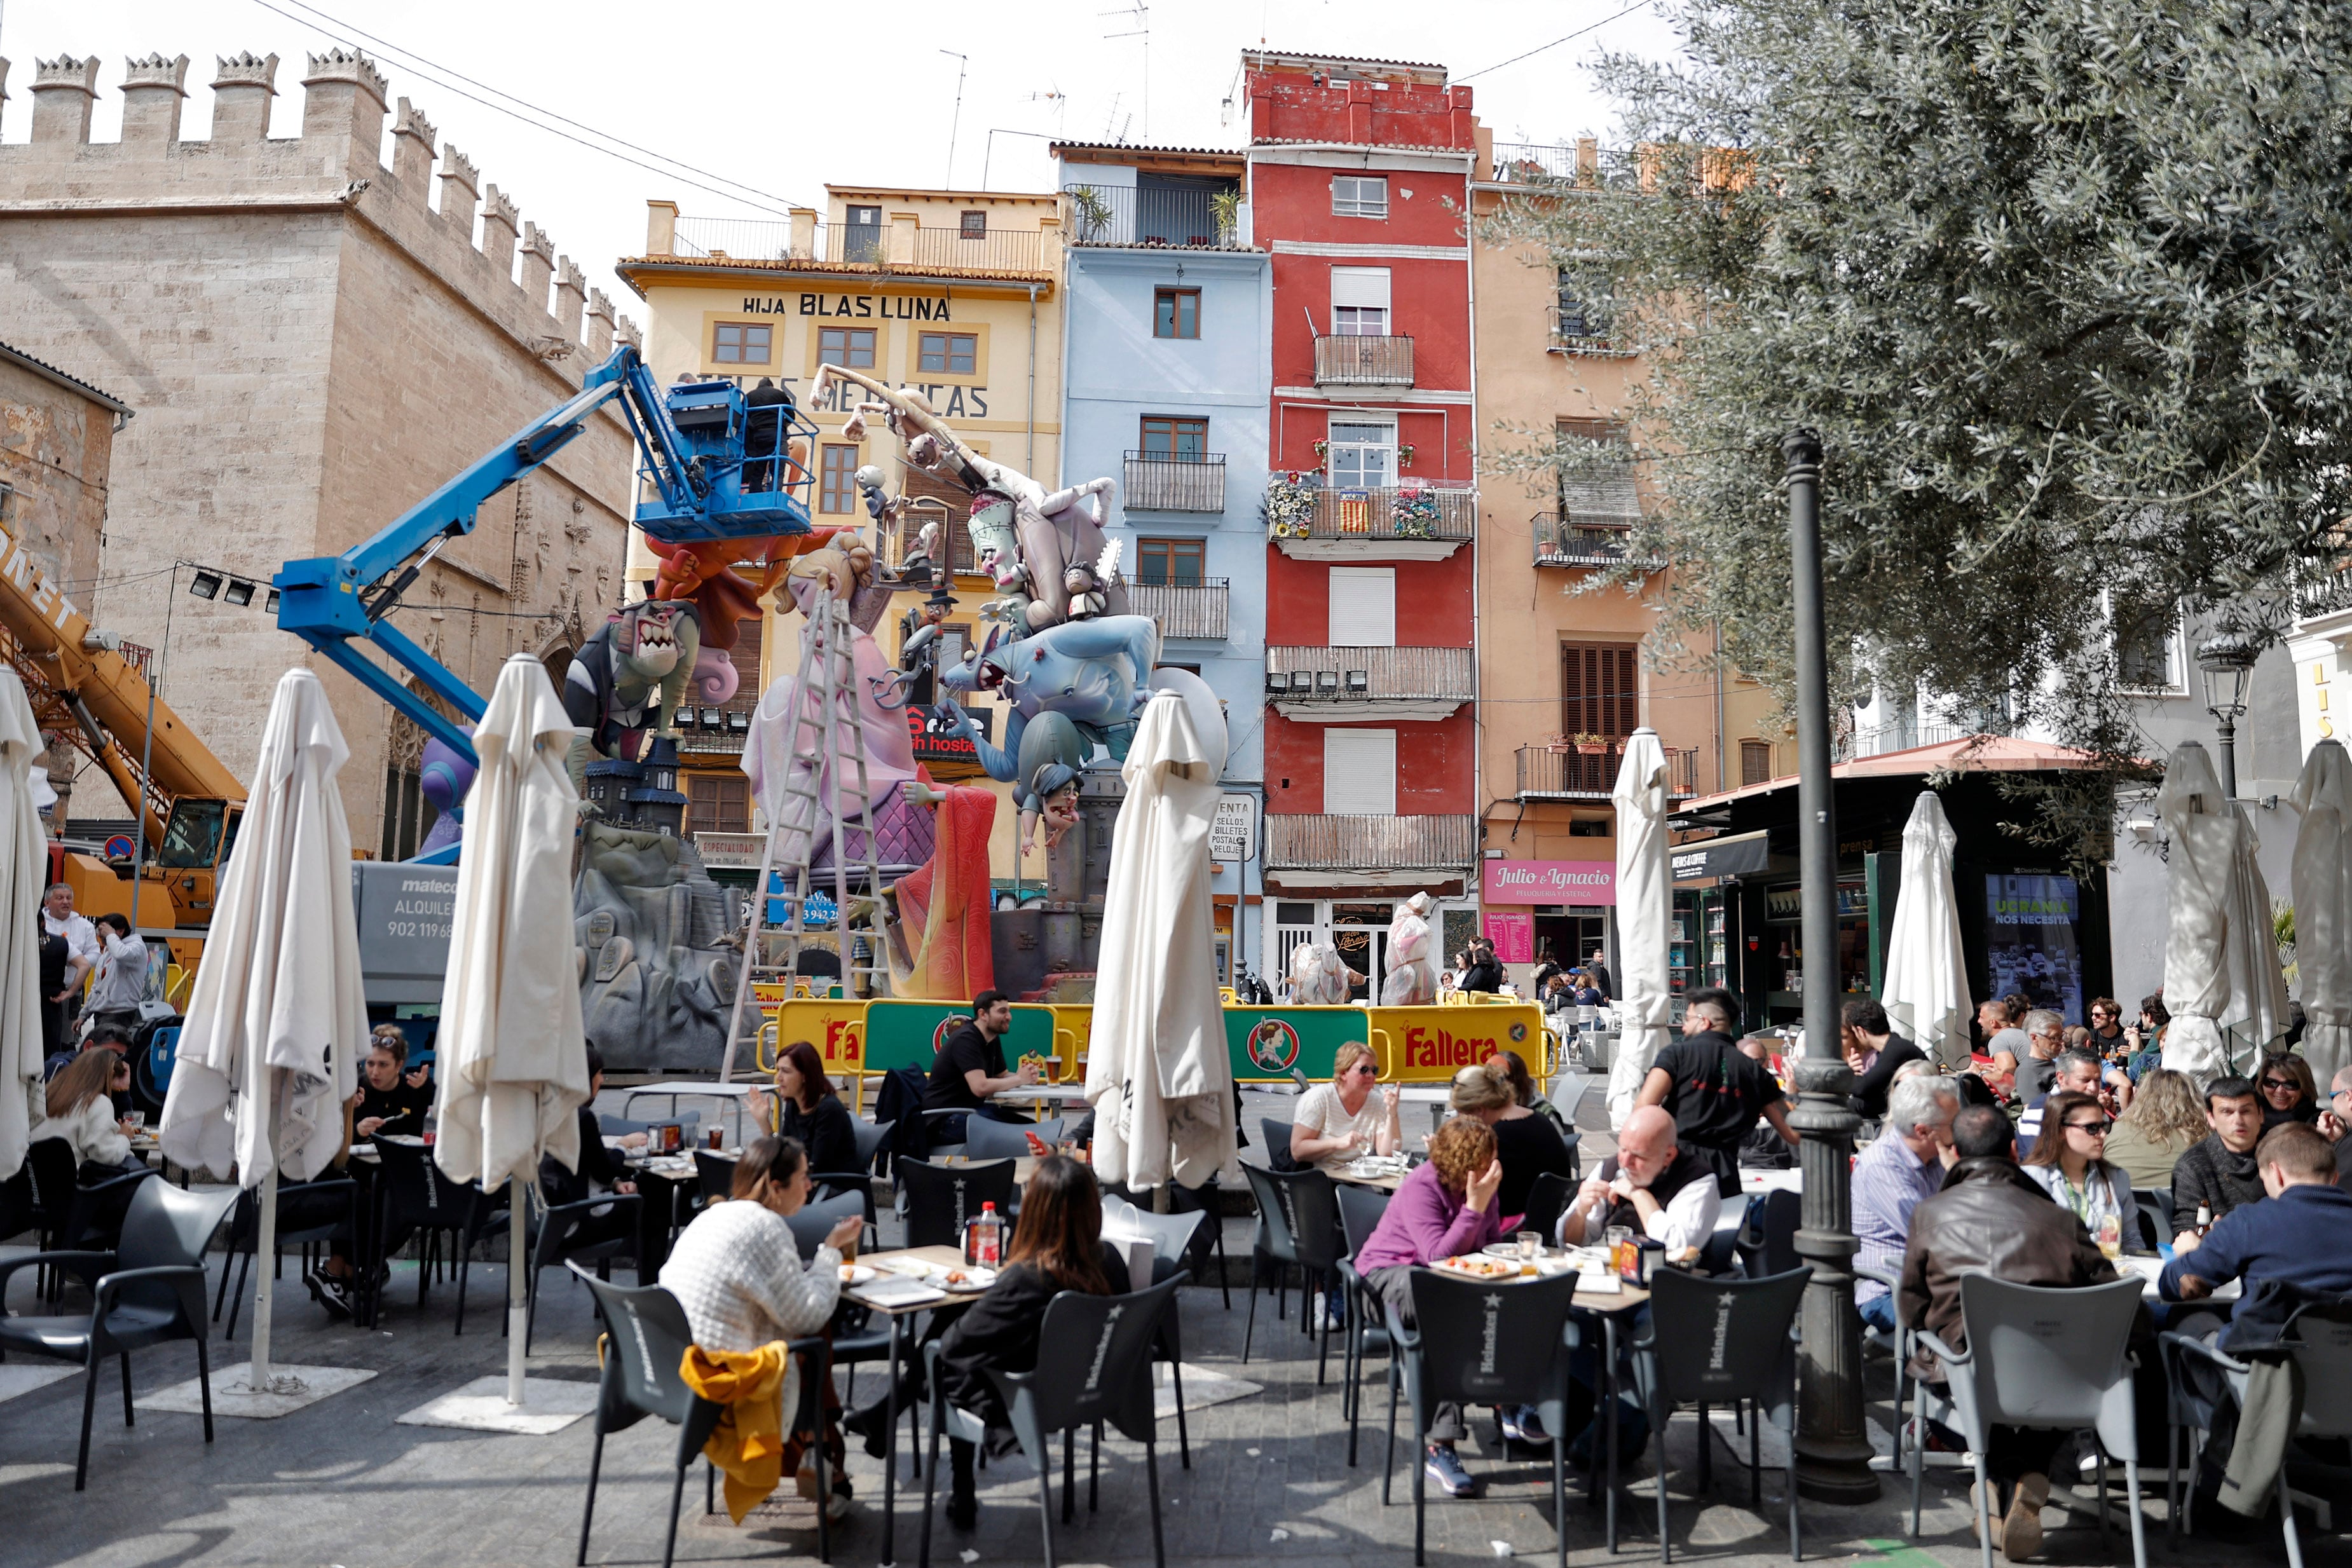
xmin=769 ymin=1039 xmax=859 ymax=1180
xmin=1289 ymin=1040 xmax=1402 ymax=1173
xmin=350 ymin=1025 xmax=434 ymax=1140
xmin=2254 ymin=1052 xmax=2321 ymax=1133
xmin=2020 ymin=1089 xmax=2136 ymax=1246
xmin=1350 ymin=1117 xmax=1507 ymax=1499
xmin=39 ymin=1047 xmax=141 ymax=1178
xmin=1448 ymin=1057 xmax=1575 ymax=1222
xmin=661 ymin=1135 xmax=863 ymax=1520
xmin=933 ymin=1154 xmax=1132 ymax=1529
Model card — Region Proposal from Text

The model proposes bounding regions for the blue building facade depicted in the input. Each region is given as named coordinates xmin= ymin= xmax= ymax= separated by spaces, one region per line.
xmin=1055 ymin=144 xmax=1271 ymax=988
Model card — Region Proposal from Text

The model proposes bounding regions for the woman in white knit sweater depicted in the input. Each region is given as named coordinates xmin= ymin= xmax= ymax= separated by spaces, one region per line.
xmin=659 ymin=1135 xmax=863 ymax=1510
xmin=40 ymin=1047 xmax=139 ymax=1177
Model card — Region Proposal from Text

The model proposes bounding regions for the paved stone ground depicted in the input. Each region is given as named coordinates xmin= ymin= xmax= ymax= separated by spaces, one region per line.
xmin=4 ymin=1081 xmax=2338 ymax=1566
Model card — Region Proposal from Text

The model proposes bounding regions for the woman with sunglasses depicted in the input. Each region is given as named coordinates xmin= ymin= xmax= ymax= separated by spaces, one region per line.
xmin=1289 ymin=1040 xmax=1402 ymax=1171
xmin=2020 ymin=1089 xmax=2137 ymax=1248
xmin=2252 ymin=1052 xmax=2320 ymax=1132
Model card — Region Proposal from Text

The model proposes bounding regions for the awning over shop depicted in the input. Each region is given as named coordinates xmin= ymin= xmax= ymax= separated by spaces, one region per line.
xmin=1669 ymin=828 xmax=1772 ymax=886
xmin=1676 ymin=734 xmax=2111 ymax=815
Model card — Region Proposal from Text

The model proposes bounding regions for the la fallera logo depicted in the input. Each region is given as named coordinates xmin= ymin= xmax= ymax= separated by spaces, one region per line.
xmin=1402 ymin=1023 xmax=1500 ymax=1068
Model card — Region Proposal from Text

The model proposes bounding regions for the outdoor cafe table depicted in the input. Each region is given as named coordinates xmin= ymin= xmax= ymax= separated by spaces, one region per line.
xmin=842 ymin=1244 xmax=990 ymax=1564
xmin=988 ymin=1083 xmax=1090 ymax=1108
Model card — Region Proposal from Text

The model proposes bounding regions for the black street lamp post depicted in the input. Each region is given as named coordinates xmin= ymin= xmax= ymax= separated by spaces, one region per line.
xmin=1782 ymin=430 xmax=1880 ymax=1503
xmin=2195 ymin=632 xmax=2256 ymax=801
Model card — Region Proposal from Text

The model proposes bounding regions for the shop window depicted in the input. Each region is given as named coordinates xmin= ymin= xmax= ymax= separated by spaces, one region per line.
xmin=820 ymin=444 xmax=861 ymax=513
xmin=713 ymin=322 xmax=771 ymax=364
xmin=1561 ymin=643 xmax=1640 ymax=739
xmin=1136 ymin=537 xmax=1205 ymax=586
xmin=1153 ymin=288 xmax=1200 ymax=339
xmin=919 ymin=331 xmax=978 ymax=374
xmin=817 ymin=327 xmax=876 ymax=369
xmin=1740 ymin=739 xmax=1773 ymax=786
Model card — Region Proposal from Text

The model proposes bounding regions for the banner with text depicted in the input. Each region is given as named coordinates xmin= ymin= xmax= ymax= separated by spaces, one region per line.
xmin=1480 ymin=859 xmax=1617 ymax=906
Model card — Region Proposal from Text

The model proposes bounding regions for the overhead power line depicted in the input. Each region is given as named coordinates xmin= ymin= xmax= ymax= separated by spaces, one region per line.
xmin=1458 ymin=0 xmax=1661 ymax=82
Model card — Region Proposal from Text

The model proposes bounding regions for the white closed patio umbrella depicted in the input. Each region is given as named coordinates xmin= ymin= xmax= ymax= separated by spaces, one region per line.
xmin=2154 ymin=740 xmax=2267 ymax=1081
xmin=2291 ymin=739 xmax=2352 ymax=1086
xmin=2222 ymin=798 xmax=2290 ymax=1072
xmin=159 ymin=669 xmax=365 ymax=1394
xmin=1086 ymin=684 xmax=1238 ymax=1192
xmin=431 ymin=653 xmax=591 ymax=1404
xmin=1605 ymin=728 xmax=1673 ymax=1130
xmin=0 ymin=672 xmax=51 ymax=1181
xmin=1880 ymin=791 xmax=1974 ymax=1067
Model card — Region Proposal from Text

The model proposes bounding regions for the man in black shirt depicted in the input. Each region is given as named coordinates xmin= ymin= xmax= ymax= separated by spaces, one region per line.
xmin=1585 ymin=948 xmax=1615 ymax=1002
xmin=924 ymin=990 xmax=1039 ymax=1134
xmin=1840 ymin=997 xmax=1926 ymax=1121
xmin=1637 ymin=987 xmax=1798 ymax=1194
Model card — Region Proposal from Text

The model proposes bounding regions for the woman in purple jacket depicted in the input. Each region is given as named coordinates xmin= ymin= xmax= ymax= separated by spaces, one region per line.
xmin=1353 ymin=1116 xmax=1505 ymax=1498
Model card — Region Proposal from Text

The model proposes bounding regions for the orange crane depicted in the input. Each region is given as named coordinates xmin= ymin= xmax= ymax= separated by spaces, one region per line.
xmin=0 ymin=515 xmax=247 ymax=955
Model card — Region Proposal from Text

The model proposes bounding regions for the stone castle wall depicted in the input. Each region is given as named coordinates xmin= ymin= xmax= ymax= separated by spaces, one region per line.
xmin=0 ymin=50 xmax=641 ymax=846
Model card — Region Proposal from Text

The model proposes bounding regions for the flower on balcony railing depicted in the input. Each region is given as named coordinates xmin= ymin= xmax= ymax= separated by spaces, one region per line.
xmin=1391 ymin=486 xmax=1442 ymax=540
xmin=1264 ymin=473 xmax=1320 ymax=540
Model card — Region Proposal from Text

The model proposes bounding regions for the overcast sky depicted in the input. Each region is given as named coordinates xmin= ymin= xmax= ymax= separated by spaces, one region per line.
xmin=3 ymin=0 xmax=1684 ymax=326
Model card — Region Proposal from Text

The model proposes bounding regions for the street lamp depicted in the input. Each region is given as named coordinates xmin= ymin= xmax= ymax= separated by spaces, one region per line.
xmin=1782 ymin=430 xmax=1880 ymax=1503
xmin=2194 ymin=632 xmax=2257 ymax=800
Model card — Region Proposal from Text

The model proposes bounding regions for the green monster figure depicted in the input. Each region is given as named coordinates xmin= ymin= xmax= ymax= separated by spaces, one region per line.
xmin=561 ymin=598 xmax=702 ymax=797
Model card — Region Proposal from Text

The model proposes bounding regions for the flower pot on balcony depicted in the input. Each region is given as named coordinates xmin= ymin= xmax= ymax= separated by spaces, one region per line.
xmin=1574 ymin=741 xmax=1608 ymax=756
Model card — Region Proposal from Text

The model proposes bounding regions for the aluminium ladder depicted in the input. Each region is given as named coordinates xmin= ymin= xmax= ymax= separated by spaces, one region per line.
xmin=716 ymin=589 xmax=891 ymax=1084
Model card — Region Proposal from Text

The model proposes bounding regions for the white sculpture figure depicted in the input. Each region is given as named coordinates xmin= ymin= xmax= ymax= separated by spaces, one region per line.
xmin=1288 ymin=941 xmax=1353 ymax=1006
xmin=1382 ymin=892 xmax=1439 ymax=1006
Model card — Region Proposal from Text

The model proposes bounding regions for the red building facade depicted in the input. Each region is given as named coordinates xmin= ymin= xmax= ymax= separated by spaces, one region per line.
xmin=1246 ymin=51 xmax=1483 ymax=981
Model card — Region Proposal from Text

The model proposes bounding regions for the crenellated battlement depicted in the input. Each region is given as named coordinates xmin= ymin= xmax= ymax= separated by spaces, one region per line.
xmin=0 ymin=46 xmax=638 ymax=372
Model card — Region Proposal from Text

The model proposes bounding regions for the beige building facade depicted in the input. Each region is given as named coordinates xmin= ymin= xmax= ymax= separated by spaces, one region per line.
xmin=619 ymin=187 xmax=1069 ymax=880
xmin=0 ymin=50 xmax=638 ymax=854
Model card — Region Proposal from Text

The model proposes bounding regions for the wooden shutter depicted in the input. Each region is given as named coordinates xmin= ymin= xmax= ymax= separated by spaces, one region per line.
xmin=1561 ymin=643 xmax=1640 ymax=737
xmin=1323 ymin=728 xmax=1397 ymax=815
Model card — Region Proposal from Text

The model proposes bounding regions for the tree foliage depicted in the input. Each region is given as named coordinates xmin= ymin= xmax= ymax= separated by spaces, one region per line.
xmin=1486 ymin=0 xmax=2352 ymax=862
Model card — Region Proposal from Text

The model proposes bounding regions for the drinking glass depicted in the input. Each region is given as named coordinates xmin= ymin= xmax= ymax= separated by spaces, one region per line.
xmin=124 ymin=1110 xmax=146 ymax=1133
xmin=2097 ymin=1213 xmax=2123 ymax=1260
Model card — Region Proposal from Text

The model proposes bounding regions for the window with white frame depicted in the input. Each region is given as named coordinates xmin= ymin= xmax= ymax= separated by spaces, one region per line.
xmin=2116 ymin=604 xmax=2183 ymax=692
xmin=1323 ymin=728 xmax=1397 ymax=814
xmin=1330 ymin=266 xmax=1392 ymax=336
xmin=1327 ymin=567 xmax=1397 ymax=646
xmin=1332 ymin=175 xmax=1389 ymax=219
xmin=1325 ymin=418 xmax=1396 ymax=489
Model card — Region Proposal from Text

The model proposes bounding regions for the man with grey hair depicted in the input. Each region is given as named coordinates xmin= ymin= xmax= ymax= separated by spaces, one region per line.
xmin=2015 ymin=1009 xmax=2067 ymax=1100
xmin=2016 ymin=1047 xmax=2105 ymax=1159
xmin=1852 ymin=1074 xmax=1960 ymax=1333
xmin=2322 ymin=1063 xmax=2352 ymax=1183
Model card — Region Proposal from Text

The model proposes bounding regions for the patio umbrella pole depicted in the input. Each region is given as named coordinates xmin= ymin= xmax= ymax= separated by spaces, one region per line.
xmin=508 ymin=1175 xmax=526 ymax=1405
xmin=249 ymin=1155 xmax=280 ymax=1389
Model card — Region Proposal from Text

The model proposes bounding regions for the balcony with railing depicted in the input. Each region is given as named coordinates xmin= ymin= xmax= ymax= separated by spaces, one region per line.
xmin=1266 ymin=646 xmax=1472 ymax=721
xmin=1266 ymin=813 xmax=1478 ymax=875
xmin=1062 ymin=182 xmax=1248 ymax=250
xmin=1265 ymin=477 xmax=1476 ymax=559
xmin=1547 ymin=301 xmax=1636 ymax=357
xmin=1313 ymin=334 xmax=1414 ymax=388
xmin=1123 ymin=451 xmax=1227 ymax=513
xmin=1128 ymin=578 xmax=1230 ymax=640
xmin=1516 ymin=742 xmax=1698 ymax=800
xmin=1489 ymin=140 xmax=1756 ymax=196
xmin=668 ymin=214 xmax=1053 ymax=280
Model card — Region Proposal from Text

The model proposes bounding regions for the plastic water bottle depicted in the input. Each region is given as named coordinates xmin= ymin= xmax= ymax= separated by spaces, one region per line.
xmin=964 ymin=1201 xmax=1006 ymax=1268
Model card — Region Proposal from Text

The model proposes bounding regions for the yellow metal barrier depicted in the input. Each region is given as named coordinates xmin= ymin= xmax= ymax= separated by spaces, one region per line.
xmin=1049 ymin=1004 xmax=1091 ymax=1083
xmin=1366 ymin=1003 xmax=1547 ymax=1082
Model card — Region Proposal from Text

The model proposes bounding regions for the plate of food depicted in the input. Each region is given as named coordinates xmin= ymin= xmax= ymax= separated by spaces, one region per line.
xmin=941 ymin=1265 xmax=998 ymax=1293
xmin=1482 ymin=1242 xmax=1552 ymax=1260
xmin=838 ymin=1264 xmax=877 ymax=1286
xmin=1436 ymin=1255 xmax=1522 ymax=1280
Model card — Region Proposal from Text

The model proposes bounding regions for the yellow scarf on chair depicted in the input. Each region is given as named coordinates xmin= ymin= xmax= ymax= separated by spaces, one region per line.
xmin=678 ymin=1341 xmax=790 ymax=1524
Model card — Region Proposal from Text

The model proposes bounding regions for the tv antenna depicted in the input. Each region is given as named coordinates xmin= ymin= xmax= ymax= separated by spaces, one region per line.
xmin=940 ymin=50 xmax=969 ymax=187
xmin=1100 ymin=2 xmax=1149 ymax=140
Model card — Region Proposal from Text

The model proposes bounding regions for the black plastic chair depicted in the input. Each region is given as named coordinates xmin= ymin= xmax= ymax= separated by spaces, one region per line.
xmin=524 ymin=1191 xmax=641 ymax=1353
xmin=1241 ymin=1163 xmax=1344 ymax=1377
xmin=214 ymin=1175 xmax=357 ymax=1337
xmin=1735 ymin=1188 xmax=1801 ymax=1280
xmin=1631 ymin=1265 xmax=1812 ymax=1562
xmin=917 ymin=1272 xmax=1183 ymax=1568
xmin=572 ymin=1265 xmax=835 ymax=1568
xmin=783 ymin=1190 xmax=866 ymax=1261
xmin=966 ymin=1115 xmax=1065 ymax=1161
xmin=2135 ymin=1188 xmax=2174 ymax=1252
xmin=692 ymin=1150 xmax=738 ymax=1207
xmin=810 ymin=1117 xmax=893 ymax=1243
xmin=897 ymin=1157 xmax=1017 ymax=1250
xmin=2162 ymin=1300 xmax=2352 ymax=1565
xmin=1102 ymin=1201 xmax=1208 ymax=1466
xmin=0 ymin=1179 xmax=238 ymax=1489
xmin=1521 ymin=1169 xmax=1573 ymax=1243
xmin=371 ymin=1138 xmax=509 ymax=1335
xmin=1387 ymin=1267 xmax=1580 ymax=1567
xmin=1334 ymin=1182 xmax=1393 ymax=1465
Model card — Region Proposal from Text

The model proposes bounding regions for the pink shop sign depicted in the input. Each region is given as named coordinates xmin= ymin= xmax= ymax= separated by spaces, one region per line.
xmin=1481 ymin=859 xmax=1618 ymax=906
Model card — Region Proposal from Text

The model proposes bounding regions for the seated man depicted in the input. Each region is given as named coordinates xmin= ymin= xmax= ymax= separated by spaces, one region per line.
xmin=2171 ymin=1075 xmax=2268 ymax=1238
xmin=1842 ymin=997 xmax=1927 ymax=1121
xmin=1899 ymin=1103 xmax=2125 ymax=1562
xmin=1853 ymin=1075 xmax=1959 ymax=1333
xmin=2161 ymin=1122 xmax=2352 ymax=1344
xmin=921 ymin=988 xmax=1039 ymax=1145
xmin=1557 ymin=1105 xmax=1721 ymax=1255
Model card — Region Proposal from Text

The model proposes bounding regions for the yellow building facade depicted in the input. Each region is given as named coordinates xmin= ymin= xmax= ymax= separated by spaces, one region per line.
xmin=615 ymin=186 xmax=1068 ymax=884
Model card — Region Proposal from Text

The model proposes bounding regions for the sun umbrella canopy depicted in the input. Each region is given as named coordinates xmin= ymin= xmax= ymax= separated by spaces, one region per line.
xmin=1606 ymin=728 xmax=1673 ymax=1129
xmin=0 ymin=671 xmax=51 ymax=1180
xmin=1086 ymin=688 xmax=1236 ymax=1191
xmin=2154 ymin=740 xmax=2285 ymax=1079
xmin=160 ymin=669 xmax=364 ymax=1186
xmin=433 ymin=654 xmax=591 ymax=1194
xmin=2292 ymin=739 xmax=2352 ymax=1086
xmin=1880 ymin=791 xmax=1973 ymax=1067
